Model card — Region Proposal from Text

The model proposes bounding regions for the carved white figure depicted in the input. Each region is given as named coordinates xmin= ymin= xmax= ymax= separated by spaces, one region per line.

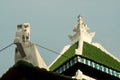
xmin=22 ymin=23 xmax=30 ymax=42
xmin=14 ymin=23 xmax=30 ymax=43
xmin=14 ymin=23 xmax=48 ymax=70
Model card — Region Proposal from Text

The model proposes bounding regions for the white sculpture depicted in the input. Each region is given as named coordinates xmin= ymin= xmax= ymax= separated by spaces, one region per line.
xmin=69 ymin=15 xmax=95 ymax=55
xmin=75 ymin=69 xmax=83 ymax=80
xmin=15 ymin=23 xmax=30 ymax=43
xmin=14 ymin=23 xmax=49 ymax=70
xmin=73 ymin=69 xmax=96 ymax=80
xmin=22 ymin=23 xmax=30 ymax=42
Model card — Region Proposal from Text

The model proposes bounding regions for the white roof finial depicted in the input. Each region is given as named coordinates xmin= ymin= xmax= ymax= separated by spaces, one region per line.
xmin=78 ymin=15 xmax=83 ymax=25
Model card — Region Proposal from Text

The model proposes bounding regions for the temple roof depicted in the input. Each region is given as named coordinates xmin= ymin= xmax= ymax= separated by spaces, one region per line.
xmin=50 ymin=42 xmax=78 ymax=71
xmin=83 ymin=41 xmax=120 ymax=71
xmin=49 ymin=16 xmax=120 ymax=72
xmin=50 ymin=41 xmax=120 ymax=72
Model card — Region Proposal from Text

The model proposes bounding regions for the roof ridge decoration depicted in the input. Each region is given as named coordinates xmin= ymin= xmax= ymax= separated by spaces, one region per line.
xmin=14 ymin=23 xmax=49 ymax=70
xmin=49 ymin=16 xmax=120 ymax=73
xmin=69 ymin=15 xmax=95 ymax=55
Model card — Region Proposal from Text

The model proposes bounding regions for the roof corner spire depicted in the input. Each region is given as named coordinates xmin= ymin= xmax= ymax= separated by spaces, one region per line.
xmin=78 ymin=15 xmax=83 ymax=25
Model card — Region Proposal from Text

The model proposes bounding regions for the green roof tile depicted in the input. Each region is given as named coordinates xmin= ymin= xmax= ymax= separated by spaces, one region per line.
xmin=83 ymin=41 xmax=120 ymax=71
xmin=50 ymin=41 xmax=120 ymax=72
xmin=50 ymin=42 xmax=78 ymax=71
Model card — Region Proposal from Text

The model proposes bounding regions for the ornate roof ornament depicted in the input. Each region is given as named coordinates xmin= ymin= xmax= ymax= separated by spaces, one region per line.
xmin=14 ymin=23 xmax=49 ymax=70
xmin=69 ymin=15 xmax=95 ymax=55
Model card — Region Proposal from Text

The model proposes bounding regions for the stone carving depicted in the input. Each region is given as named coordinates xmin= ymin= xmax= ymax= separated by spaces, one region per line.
xmin=15 ymin=23 xmax=30 ymax=43
xmin=14 ymin=23 xmax=48 ymax=70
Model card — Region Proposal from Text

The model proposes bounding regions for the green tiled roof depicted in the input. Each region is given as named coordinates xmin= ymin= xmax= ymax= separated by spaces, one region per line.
xmin=50 ymin=41 xmax=120 ymax=72
xmin=50 ymin=42 xmax=78 ymax=71
xmin=82 ymin=41 xmax=120 ymax=72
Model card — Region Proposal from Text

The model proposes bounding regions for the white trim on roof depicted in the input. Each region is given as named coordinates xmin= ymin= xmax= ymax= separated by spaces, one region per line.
xmin=92 ymin=42 xmax=120 ymax=62
xmin=49 ymin=45 xmax=71 ymax=68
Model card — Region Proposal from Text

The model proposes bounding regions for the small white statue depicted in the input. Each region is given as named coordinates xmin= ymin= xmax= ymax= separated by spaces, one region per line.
xmin=14 ymin=23 xmax=48 ymax=70
xmin=14 ymin=23 xmax=30 ymax=43
xmin=75 ymin=69 xmax=83 ymax=79
xmin=22 ymin=23 xmax=30 ymax=42
xmin=72 ymin=69 xmax=83 ymax=79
